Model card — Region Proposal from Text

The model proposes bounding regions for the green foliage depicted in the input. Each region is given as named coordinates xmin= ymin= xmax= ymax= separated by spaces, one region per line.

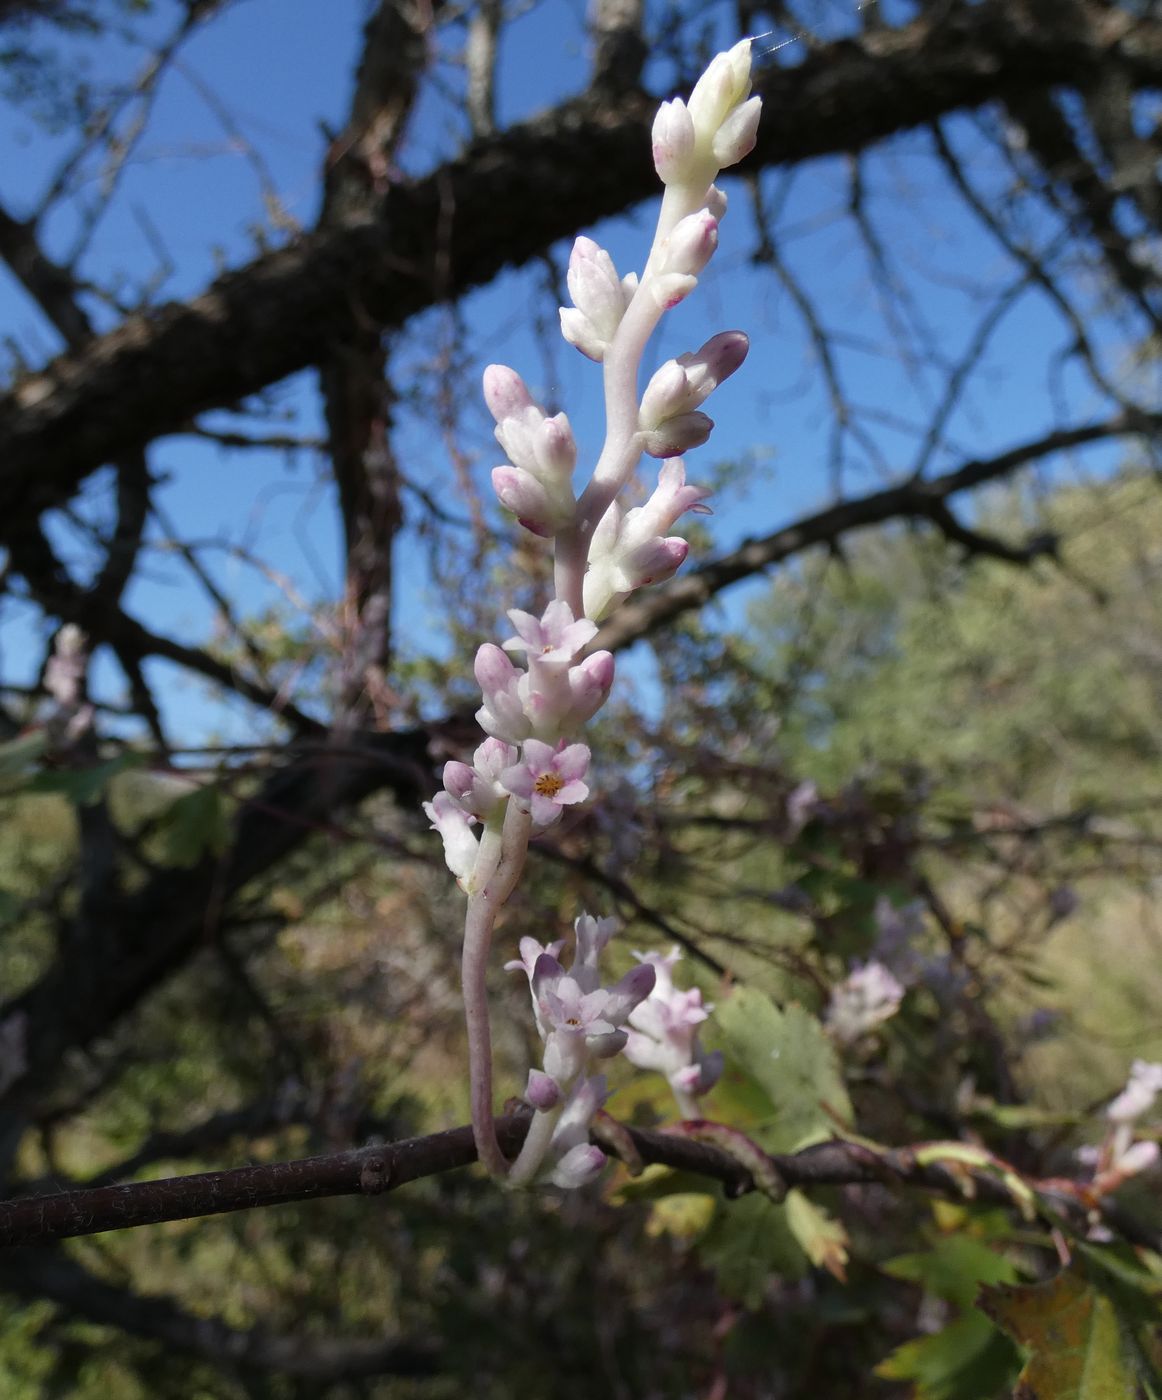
xmin=710 ymin=986 xmax=852 ymax=1151
xmin=156 ymin=783 xmax=231 ymax=867
xmin=980 ymin=1260 xmax=1161 ymax=1399
xmin=876 ymin=1230 xmax=1023 ymax=1398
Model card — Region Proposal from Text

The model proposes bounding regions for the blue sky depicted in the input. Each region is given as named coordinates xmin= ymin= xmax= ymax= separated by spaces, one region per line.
xmin=0 ymin=0 xmax=1139 ymax=744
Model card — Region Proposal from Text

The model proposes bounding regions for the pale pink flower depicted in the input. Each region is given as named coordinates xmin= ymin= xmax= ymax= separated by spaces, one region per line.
xmin=501 ymin=738 xmax=590 ymax=827
xmin=502 ymin=600 xmax=597 ymax=663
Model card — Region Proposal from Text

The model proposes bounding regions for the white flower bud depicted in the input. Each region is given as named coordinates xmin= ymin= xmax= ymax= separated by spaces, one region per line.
xmin=712 ymin=95 xmax=761 ymax=168
xmin=652 ymin=97 xmax=697 ymax=184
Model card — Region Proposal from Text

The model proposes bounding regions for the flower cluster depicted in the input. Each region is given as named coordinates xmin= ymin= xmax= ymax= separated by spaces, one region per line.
xmin=825 ymin=960 xmax=905 ymax=1047
xmin=424 ymin=39 xmax=762 ymax=1185
xmin=623 ymin=947 xmax=723 ymax=1118
xmin=1080 ymin=1059 xmax=1162 ymax=1191
xmin=506 ymin=916 xmax=655 ymax=1186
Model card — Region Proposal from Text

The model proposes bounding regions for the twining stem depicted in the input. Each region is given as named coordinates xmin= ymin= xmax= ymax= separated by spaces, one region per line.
xmin=462 ymin=798 xmax=533 ymax=1177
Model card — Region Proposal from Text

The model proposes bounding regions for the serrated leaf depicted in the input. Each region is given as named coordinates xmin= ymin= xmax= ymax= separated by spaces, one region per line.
xmin=785 ymin=1189 xmax=850 ymax=1280
xmin=979 ymin=1266 xmax=1138 ymax=1399
xmin=876 ymin=1312 xmax=1021 ymax=1400
xmin=709 ymin=985 xmax=852 ymax=1152
xmin=697 ymin=1192 xmax=808 ymax=1307
xmin=159 ymin=784 xmax=230 ymax=867
xmin=643 ymin=1191 xmax=717 ymax=1242
xmin=884 ymin=1235 xmax=1020 ymax=1310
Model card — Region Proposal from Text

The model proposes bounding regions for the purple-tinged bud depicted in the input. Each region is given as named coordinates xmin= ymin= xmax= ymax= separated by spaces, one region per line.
xmin=567 ymin=650 xmax=615 ymax=725
xmin=491 ymin=466 xmax=574 ymax=537
xmin=475 ymin=642 xmax=532 ymax=744
xmin=442 ymin=737 xmax=517 ymax=819
xmin=623 ymin=536 xmax=689 ymax=588
xmin=475 ymin=641 xmax=517 ymax=695
xmin=604 ymin=962 xmax=658 ymax=1022
xmin=661 ymin=210 xmax=719 ymax=278
xmin=526 ymin=1069 xmax=561 ymax=1111
xmin=652 ymin=97 xmax=697 ymax=184
xmin=531 ymin=951 xmax=567 ymax=1002
xmin=443 ymin=761 xmax=478 ymax=806
xmin=689 ymin=329 xmax=749 ymax=395
xmin=713 ymin=95 xmax=761 ymax=168
xmin=549 ymin=1143 xmax=606 ymax=1190
xmin=640 ymin=411 xmax=713 ymax=458
xmin=648 ymin=272 xmax=698 ymax=311
xmin=482 ymin=364 xmax=534 ymax=424
xmin=640 ymin=333 xmax=748 ymax=429
xmin=567 ymin=237 xmax=630 ymax=342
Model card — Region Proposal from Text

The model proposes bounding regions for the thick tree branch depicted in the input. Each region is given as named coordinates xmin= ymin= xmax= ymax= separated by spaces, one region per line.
xmin=0 ymin=1113 xmax=1149 ymax=1252
xmin=594 ymin=412 xmax=1161 ymax=651
xmin=1 ymin=4 xmax=1156 ymax=537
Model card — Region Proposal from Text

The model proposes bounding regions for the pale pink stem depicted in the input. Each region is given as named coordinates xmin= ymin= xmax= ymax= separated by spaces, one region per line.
xmin=462 ymin=799 xmax=533 ymax=1178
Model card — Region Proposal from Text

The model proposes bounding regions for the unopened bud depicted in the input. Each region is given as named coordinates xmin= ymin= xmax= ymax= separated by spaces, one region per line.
xmin=526 ymin=1069 xmax=561 ymax=1111
xmin=661 ymin=210 xmax=718 ymax=278
xmin=640 ymin=411 xmax=713 ymax=458
xmin=482 ymin=364 xmax=533 ymax=424
xmin=687 ymin=39 xmax=753 ymax=138
xmin=712 ymin=95 xmax=761 ymax=168
xmin=652 ymin=97 xmax=697 ymax=184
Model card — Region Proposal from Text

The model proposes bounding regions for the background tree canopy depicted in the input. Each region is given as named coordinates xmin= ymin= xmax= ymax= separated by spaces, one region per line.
xmin=0 ymin=0 xmax=1161 ymax=1394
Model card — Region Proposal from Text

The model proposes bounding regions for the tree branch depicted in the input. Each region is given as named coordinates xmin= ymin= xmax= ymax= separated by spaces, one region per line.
xmin=0 ymin=1112 xmax=1150 ymax=1252
xmin=1 ymin=4 xmax=1156 ymax=537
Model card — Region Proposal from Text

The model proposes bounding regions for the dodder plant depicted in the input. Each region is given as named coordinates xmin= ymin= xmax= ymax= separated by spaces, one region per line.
xmin=424 ymin=40 xmax=761 ymax=1186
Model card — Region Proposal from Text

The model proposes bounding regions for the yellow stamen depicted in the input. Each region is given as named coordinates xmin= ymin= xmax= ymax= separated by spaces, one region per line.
xmin=534 ymin=772 xmax=565 ymax=798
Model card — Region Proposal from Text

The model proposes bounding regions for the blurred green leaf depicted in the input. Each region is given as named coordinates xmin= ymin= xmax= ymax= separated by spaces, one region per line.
xmin=698 ymin=1192 xmax=808 ymax=1306
xmin=884 ymin=1234 xmax=1020 ymax=1310
xmin=27 ymin=753 xmax=144 ymax=806
xmin=876 ymin=1312 xmax=1020 ymax=1400
xmin=980 ymin=1265 xmax=1149 ymax=1399
xmin=710 ymin=985 xmax=852 ymax=1151
xmin=158 ymin=784 xmax=231 ymax=868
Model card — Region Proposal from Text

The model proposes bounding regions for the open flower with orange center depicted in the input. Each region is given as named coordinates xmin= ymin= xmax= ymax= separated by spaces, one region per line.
xmin=501 ymin=738 xmax=590 ymax=827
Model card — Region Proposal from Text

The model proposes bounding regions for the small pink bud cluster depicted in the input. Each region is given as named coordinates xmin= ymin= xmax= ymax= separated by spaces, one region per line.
xmin=507 ymin=915 xmax=656 ymax=1187
xmin=825 ymin=960 xmax=905 ymax=1047
xmin=476 ymin=598 xmax=615 ymax=748
xmin=426 ymin=602 xmax=616 ymax=885
xmin=583 ymin=460 xmax=713 ymax=620
xmin=623 ymin=947 xmax=723 ymax=1118
xmin=652 ymin=39 xmax=762 ymax=190
xmin=1080 ymin=1059 xmax=1162 ymax=1192
xmin=485 ymin=365 xmax=578 ymax=538
xmin=558 ymin=237 xmax=639 ymax=362
xmin=639 ymin=330 xmax=749 ymax=458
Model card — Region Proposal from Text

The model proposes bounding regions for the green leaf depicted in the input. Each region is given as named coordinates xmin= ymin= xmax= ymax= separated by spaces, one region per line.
xmin=709 ymin=985 xmax=852 ymax=1152
xmin=979 ymin=1266 xmax=1141 ymax=1399
xmin=698 ymin=1192 xmax=808 ymax=1307
xmin=876 ymin=1312 xmax=1021 ymax=1400
xmin=27 ymin=752 xmax=143 ymax=805
xmin=884 ymin=1234 xmax=1020 ymax=1310
xmin=785 ymin=1189 xmax=850 ymax=1280
xmin=0 ymin=730 xmax=47 ymax=779
xmin=159 ymin=784 xmax=231 ymax=867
